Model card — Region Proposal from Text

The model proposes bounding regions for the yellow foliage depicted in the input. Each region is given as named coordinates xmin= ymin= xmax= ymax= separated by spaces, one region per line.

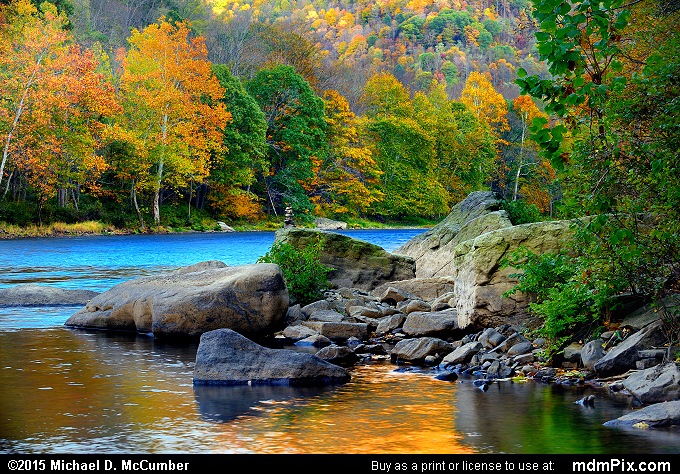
xmin=460 ymin=71 xmax=509 ymax=135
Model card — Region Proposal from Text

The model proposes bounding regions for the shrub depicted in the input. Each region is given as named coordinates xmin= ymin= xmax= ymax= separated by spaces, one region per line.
xmin=501 ymin=246 xmax=620 ymax=358
xmin=501 ymin=199 xmax=542 ymax=225
xmin=257 ymin=237 xmax=332 ymax=306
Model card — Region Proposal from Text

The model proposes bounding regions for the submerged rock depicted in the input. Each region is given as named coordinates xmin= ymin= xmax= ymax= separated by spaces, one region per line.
xmin=65 ymin=261 xmax=288 ymax=339
xmin=193 ymin=328 xmax=350 ymax=386
xmin=0 ymin=284 xmax=98 ymax=307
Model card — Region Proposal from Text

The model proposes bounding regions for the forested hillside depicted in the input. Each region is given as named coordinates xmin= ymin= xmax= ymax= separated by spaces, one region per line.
xmin=0 ymin=0 xmax=557 ymax=230
xmin=0 ymin=0 xmax=677 ymax=242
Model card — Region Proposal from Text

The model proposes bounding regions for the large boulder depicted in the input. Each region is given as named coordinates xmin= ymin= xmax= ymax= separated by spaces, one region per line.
xmin=371 ymin=276 xmax=456 ymax=302
xmin=622 ymin=363 xmax=680 ymax=404
xmin=390 ymin=337 xmax=453 ymax=365
xmin=396 ymin=191 xmax=512 ymax=278
xmin=314 ymin=217 xmax=348 ymax=230
xmin=451 ymin=219 xmax=576 ymax=330
xmin=401 ymin=309 xmax=460 ymax=338
xmin=0 ymin=283 xmax=99 ymax=306
xmin=65 ymin=261 xmax=289 ymax=339
xmin=603 ymin=400 xmax=680 ymax=429
xmin=193 ymin=329 xmax=350 ymax=386
xmin=275 ymin=227 xmax=415 ymax=292
xmin=593 ymin=320 xmax=667 ymax=377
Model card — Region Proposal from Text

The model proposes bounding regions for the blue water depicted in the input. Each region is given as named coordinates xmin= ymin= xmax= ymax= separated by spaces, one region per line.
xmin=1 ymin=228 xmax=425 ymax=293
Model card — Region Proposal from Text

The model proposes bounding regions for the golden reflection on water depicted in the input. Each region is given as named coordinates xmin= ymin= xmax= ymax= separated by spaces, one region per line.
xmin=209 ymin=363 xmax=475 ymax=454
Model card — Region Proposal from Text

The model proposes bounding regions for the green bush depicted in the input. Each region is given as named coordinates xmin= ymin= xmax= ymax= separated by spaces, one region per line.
xmin=501 ymin=246 xmax=619 ymax=358
xmin=501 ymin=199 xmax=542 ymax=225
xmin=257 ymin=237 xmax=332 ymax=306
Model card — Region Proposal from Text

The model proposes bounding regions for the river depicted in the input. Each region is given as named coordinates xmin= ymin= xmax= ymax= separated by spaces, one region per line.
xmin=1 ymin=229 xmax=679 ymax=454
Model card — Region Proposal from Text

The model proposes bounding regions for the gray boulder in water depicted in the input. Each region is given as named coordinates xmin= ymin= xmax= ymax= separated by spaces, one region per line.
xmin=65 ymin=261 xmax=289 ymax=339
xmin=193 ymin=328 xmax=350 ymax=386
xmin=603 ymin=400 xmax=680 ymax=429
xmin=0 ymin=284 xmax=98 ymax=306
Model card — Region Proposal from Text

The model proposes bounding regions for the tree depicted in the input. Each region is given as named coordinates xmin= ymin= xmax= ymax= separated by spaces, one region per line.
xmin=246 ymin=64 xmax=327 ymax=218
xmin=460 ymin=71 xmax=509 ymax=136
xmin=418 ymin=82 xmax=496 ymax=204
xmin=361 ymin=72 xmax=449 ymax=218
xmin=117 ymin=18 xmax=230 ymax=225
xmin=0 ymin=0 xmax=70 ymax=194
xmin=0 ymin=0 xmax=119 ymax=222
xmin=509 ymin=94 xmax=551 ymax=205
xmin=209 ymin=64 xmax=267 ymax=220
xmin=515 ymin=0 xmax=680 ymax=346
xmin=309 ymin=89 xmax=382 ymax=217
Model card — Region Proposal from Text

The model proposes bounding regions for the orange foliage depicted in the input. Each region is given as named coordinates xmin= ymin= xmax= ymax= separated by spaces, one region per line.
xmin=0 ymin=0 xmax=120 ymax=210
xmin=117 ymin=18 xmax=230 ymax=223
xmin=208 ymin=184 xmax=262 ymax=220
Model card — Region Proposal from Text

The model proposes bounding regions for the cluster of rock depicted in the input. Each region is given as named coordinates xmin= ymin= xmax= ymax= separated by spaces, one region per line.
xmin=57 ymin=190 xmax=680 ymax=429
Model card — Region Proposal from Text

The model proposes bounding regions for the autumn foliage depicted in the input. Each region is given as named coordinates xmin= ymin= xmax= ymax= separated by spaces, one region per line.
xmin=1 ymin=0 xmax=554 ymax=228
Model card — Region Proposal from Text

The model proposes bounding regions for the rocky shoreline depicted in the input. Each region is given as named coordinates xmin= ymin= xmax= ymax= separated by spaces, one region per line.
xmin=7 ymin=191 xmax=676 ymax=431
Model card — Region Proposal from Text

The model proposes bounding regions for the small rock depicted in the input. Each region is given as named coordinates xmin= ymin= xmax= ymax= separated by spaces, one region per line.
xmin=376 ymin=313 xmax=406 ymax=336
xmin=308 ymin=309 xmax=346 ymax=322
xmin=478 ymin=328 xmax=506 ymax=349
xmin=217 ymin=221 xmax=235 ymax=232
xmin=575 ymin=395 xmax=596 ymax=407
xmin=441 ymin=341 xmax=483 ymax=367
xmin=636 ymin=358 xmax=659 ymax=370
xmin=581 ymin=339 xmax=605 ymax=371
xmin=377 ymin=286 xmax=414 ymax=305
xmin=295 ymin=334 xmax=332 ymax=348
xmin=486 ymin=360 xmax=514 ymax=379
xmin=315 ymin=345 xmax=358 ymax=366
xmin=507 ymin=341 xmax=533 ymax=356
xmin=301 ymin=300 xmax=331 ymax=318
xmin=563 ymin=342 xmax=583 ymax=363
xmin=435 ymin=371 xmax=459 ymax=382
xmin=282 ymin=325 xmax=317 ymax=341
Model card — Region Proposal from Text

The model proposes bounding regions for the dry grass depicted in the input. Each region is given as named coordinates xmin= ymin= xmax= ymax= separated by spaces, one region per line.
xmin=0 ymin=221 xmax=118 ymax=238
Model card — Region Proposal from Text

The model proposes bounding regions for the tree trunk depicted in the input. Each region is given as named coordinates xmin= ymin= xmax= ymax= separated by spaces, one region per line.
xmin=131 ymin=181 xmax=145 ymax=230
xmin=513 ymin=117 xmax=527 ymax=201
xmin=71 ymin=187 xmax=79 ymax=212
xmin=153 ymin=110 xmax=169 ymax=225
xmin=1 ymin=55 xmax=43 ymax=192
xmin=2 ymin=170 xmax=13 ymax=200
xmin=58 ymin=188 xmax=67 ymax=207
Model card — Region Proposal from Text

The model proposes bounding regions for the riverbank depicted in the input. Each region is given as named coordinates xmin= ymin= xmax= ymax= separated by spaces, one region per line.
xmin=0 ymin=217 xmax=436 ymax=239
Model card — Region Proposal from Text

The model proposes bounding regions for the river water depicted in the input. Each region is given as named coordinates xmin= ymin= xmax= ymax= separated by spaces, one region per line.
xmin=1 ymin=229 xmax=679 ymax=454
